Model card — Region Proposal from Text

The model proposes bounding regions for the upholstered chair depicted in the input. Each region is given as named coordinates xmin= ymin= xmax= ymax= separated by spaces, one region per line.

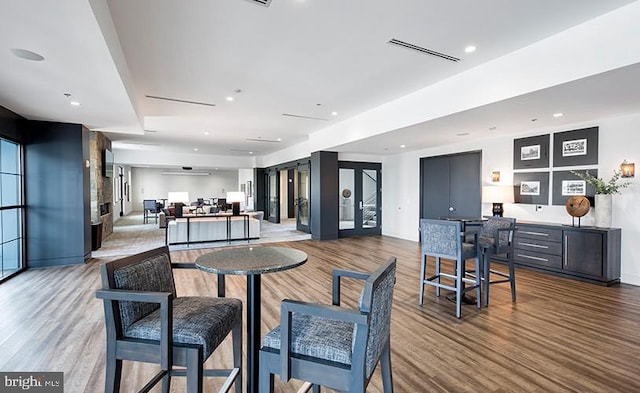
xmin=258 ymin=257 xmax=397 ymax=392
xmin=419 ymin=218 xmax=481 ymax=318
xmin=95 ymin=246 xmax=242 ymax=393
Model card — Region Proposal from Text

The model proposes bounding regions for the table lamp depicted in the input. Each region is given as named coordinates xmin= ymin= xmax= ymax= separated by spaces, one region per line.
xmin=482 ymin=185 xmax=515 ymax=217
xmin=226 ymin=191 xmax=245 ymax=216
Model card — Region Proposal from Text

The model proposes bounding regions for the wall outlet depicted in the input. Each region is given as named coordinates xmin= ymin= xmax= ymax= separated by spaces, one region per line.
xmin=535 ymin=205 xmax=543 ymax=212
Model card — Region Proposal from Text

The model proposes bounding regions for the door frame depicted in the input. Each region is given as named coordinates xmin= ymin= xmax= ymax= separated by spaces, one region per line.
xmin=296 ymin=162 xmax=310 ymax=233
xmin=338 ymin=161 xmax=382 ymax=237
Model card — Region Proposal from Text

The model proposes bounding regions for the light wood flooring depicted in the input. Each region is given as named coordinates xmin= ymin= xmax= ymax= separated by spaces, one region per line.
xmin=1 ymin=217 xmax=640 ymax=392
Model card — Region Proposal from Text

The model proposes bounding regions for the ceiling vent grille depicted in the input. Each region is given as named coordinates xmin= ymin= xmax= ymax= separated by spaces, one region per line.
xmin=282 ymin=113 xmax=328 ymax=121
xmin=388 ymin=38 xmax=460 ymax=62
xmin=246 ymin=0 xmax=272 ymax=6
xmin=146 ymin=95 xmax=216 ymax=107
xmin=246 ymin=138 xmax=280 ymax=143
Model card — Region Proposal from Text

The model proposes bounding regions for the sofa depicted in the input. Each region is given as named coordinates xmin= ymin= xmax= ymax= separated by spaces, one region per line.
xmin=166 ymin=214 xmax=261 ymax=245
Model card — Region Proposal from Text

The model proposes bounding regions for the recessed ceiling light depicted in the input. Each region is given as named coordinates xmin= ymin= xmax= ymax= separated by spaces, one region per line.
xmin=11 ymin=48 xmax=45 ymax=61
xmin=194 ymin=148 xmax=198 ymax=151
xmin=249 ymin=151 xmax=254 ymax=155
xmin=465 ymin=45 xmax=476 ymax=53
xmin=553 ymin=112 xmax=564 ymax=117
xmin=204 ymin=131 xmax=209 ymax=135
xmin=400 ymin=144 xmax=406 ymax=148
xmin=226 ymin=96 xmax=234 ymax=102
xmin=277 ymin=138 xmax=282 ymax=142
xmin=331 ymin=111 xmax=338 ymax=116
xmin=70 ymin=101 xmax=80 ymax=106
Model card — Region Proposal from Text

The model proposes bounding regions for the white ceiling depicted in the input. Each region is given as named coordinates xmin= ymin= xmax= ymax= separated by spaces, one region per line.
xmin=1 ymin=0 xmax=639 ymax=167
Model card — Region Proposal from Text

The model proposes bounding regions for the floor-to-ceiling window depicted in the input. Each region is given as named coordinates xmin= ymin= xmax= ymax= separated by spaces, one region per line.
xmin=0 ymin=138 xmax=24 ymax=281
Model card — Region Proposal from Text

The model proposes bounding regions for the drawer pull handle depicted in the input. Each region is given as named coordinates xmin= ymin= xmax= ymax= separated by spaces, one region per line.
xmin=519 ymin=242 xmax=549 ymax=249
xmin=520 ymin=231 xmax=549 ymax=237
xmin=517 ymin=254 xmax=549 ymax=262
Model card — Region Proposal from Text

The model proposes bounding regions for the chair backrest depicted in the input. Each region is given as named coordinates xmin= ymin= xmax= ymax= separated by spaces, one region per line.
xmin=356 ymin=257 xmax=397 ymax=378
xmin=419 ymin=218 xmax=463 ymax=259
xmin=100 ymin=246 xmax=177 ymax=334
xmin=143 ymin=199 xmax=157 ymax=211
xmin=478 ymin=216 xmax=516 ymax=248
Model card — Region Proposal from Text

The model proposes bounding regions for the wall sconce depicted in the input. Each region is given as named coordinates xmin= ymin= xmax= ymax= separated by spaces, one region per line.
xmin=620 ymin=160 xmax=635 ymax=178
xmin=491 ymin=171 xmax=501 ymax=182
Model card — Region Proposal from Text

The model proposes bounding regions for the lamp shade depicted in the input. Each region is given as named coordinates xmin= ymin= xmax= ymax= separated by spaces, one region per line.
xmin=226 ymin=191 xmax=245 ymax=203
xmin=482 ymin=185 xmax=514 ymax=204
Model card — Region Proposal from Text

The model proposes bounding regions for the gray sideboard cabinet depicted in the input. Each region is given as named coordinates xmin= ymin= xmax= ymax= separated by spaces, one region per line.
xmin=513 ymin=222 xmax=621 ymax=285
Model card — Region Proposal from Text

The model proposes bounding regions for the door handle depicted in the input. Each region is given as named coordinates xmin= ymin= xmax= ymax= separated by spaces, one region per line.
xmin=359 ymin=201 xmax=363 ymax=210
xmin=449 ymin=206 xmax=455 ymax=212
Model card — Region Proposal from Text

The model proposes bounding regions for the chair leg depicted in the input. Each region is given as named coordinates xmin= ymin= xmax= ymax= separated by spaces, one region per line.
xmin=185 ymin=348 xmax=203 ymax=393
xmin=104 ymin=356 xmax=122 ymax=393
xmin=435 ymin=256 xmax=441 ymax=297
xmin=419 ymin=254 xmax=426 ymax=305
xmin=483 ymin=253 xmax=490 ymax=307
xmin=508 ymin=253 xmax=517 ymax=302
xmin=380 ymin=341 xmax=394 ymax=393
xmin=258 ymin=351 xmax=274 ymax=393
xmin=474 ymin=256 xmax=481 ymax=309
xmin=232 ymin=314 xmax=243 ymax=393
xmin=455 ymin=258 xmax=463 ymax=318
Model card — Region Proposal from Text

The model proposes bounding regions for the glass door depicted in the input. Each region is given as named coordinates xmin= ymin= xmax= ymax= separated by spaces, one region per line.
xmin=296 ymin=163 xmax=310 ymax=232
xmin=267 ymin=170 xmax=280 ymax=223
xmin=339 ymin=162 xmax=381 ymax=237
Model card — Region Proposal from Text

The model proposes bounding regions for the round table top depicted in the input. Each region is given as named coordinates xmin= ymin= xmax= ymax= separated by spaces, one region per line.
xmin=195 ymin=246 xmax=308 ymax=275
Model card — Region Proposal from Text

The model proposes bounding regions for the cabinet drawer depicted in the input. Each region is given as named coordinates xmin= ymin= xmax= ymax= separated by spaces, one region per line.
xmin=514 ymin=238 xmax=562 ymax=255
xmin=514 ymin=251 xmax=563 ymax=269
xmin=516 ymin=227 xmax=563 ymax=242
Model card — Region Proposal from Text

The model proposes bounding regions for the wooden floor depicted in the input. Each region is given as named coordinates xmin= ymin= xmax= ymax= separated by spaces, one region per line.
xmin=2 ymin=234 xmax=640 ymax=392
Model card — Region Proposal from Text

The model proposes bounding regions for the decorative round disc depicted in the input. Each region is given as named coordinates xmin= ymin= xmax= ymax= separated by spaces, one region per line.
xmin=565 ymin=196 xmax=590 ymax=217
xmin=342 ymin=188 xmax=352 ymax=198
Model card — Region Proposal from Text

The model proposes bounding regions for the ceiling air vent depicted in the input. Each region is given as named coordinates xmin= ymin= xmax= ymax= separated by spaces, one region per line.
xmin=246 ymin=138 xmax=280 ymax=143
xmin=388 ymin=38 xmax=460 ymax=62
xmin=282 ymin=113 xmax=328 ymax=121
xmin=246 ymin=0 xmax=272 ymax=6
xmin=146 ymin=95 xmax=216 ymax=107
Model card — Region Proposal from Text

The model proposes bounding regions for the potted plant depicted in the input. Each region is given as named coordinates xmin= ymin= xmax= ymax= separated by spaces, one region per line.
xmin=571 ymin=163 xmax=631 ymax=227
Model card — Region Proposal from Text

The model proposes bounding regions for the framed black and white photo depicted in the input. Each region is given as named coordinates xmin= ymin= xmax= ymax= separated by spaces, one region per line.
xmin=561 ymin=180 xmax=586 ymax=196
xmin=514 ymin=134 xmax=549 ymax=169
xmin=562 ymin=138 xmax=587 ymax=157
xmin=553 ymin=127 xmax=598 ymax=167
xmin=521 ymin=145 xmax=540 ymax=161
xmin=514 ymin=172 xmax=549 ymax=204
xmin=520 ymin=181 xmax=540 ymax=195
xmin=551 ymin=170 xmax=597 ymax=206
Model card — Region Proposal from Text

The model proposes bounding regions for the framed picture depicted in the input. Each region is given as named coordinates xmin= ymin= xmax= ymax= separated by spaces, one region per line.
xmin=553 ymin=127 xmax=598 ymax=167
xmin=513 ymin=134 xmax=549 ymax=169
xmin=521 ymin=145 xmax=540 ymax=161
xmin=520 ymin=181 xmax=540 ymax=195
xmin=551 ymin=170 xmax=597 ymax=206
xmin=561 ymin=180 xmax=586 ymax=196
xmin=514 ymin=172 xmax=549 ymax=204
xmin=562 ymin=139 xmax=587 ymax=157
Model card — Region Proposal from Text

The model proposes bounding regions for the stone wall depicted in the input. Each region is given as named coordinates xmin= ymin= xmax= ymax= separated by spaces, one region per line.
xmin=90 ymin=131 xmax=113 ymax=238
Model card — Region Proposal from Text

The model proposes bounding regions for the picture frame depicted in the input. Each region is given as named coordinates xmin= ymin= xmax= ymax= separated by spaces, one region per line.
xmin=514 ymin=172 xmax=549 ymax=204
xmin=520 ymin=181 xmax=540 ymax=195
xmin=513 ymin=134 xmax=549 ymax=169
xmin=553 ymin=127 xmax=598 ymax=167
xmin=561 ymin=180 xmax=586 ymax=196
xmin=551 ymin=170 xmax=598 ymax=206
xmin=562 ymin=138 xmax=587 ymax=157
xmin=521 ymin=145 xmax=541 ymax=161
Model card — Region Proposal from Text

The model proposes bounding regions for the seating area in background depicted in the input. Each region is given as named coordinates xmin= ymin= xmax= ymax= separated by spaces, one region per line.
xmin=418 ymin=216 xmax=517 ymax=318
xmin=95 ymin=246 xmax=243 ymax=393
xmin=259 ymin=257 xmax=397 ymax=392
xmin=142 ymin=199 xmax=161 ymax=224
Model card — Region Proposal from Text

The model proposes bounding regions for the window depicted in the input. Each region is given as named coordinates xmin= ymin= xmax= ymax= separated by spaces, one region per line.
xmin=0 ymin=138 xmax=24 ymax=281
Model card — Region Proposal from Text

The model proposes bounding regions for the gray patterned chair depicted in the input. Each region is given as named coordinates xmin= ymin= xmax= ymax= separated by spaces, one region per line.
xmin=473 ymin=216 xmax=517 ymax=307
xmin=419 ymin=218 xmax=481 ymax=318
xmin=258 ymin=257 xmax=397 ymax=392
xmin=95 ymin=246 xmax=242 ymax=393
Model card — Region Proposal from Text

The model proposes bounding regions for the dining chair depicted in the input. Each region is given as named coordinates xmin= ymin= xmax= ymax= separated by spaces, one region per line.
xmin=143 ymin=199 xmax=159 ymax=224
xmin=95 ymin=246 xmax=242 ymax=393
xmin=475 ymin=216 xmax=517 ymax=307
xmin=258 ymin=257 xmax=397 ymax=392
xmin=419 ymin=218 xmax=481 ymax=318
